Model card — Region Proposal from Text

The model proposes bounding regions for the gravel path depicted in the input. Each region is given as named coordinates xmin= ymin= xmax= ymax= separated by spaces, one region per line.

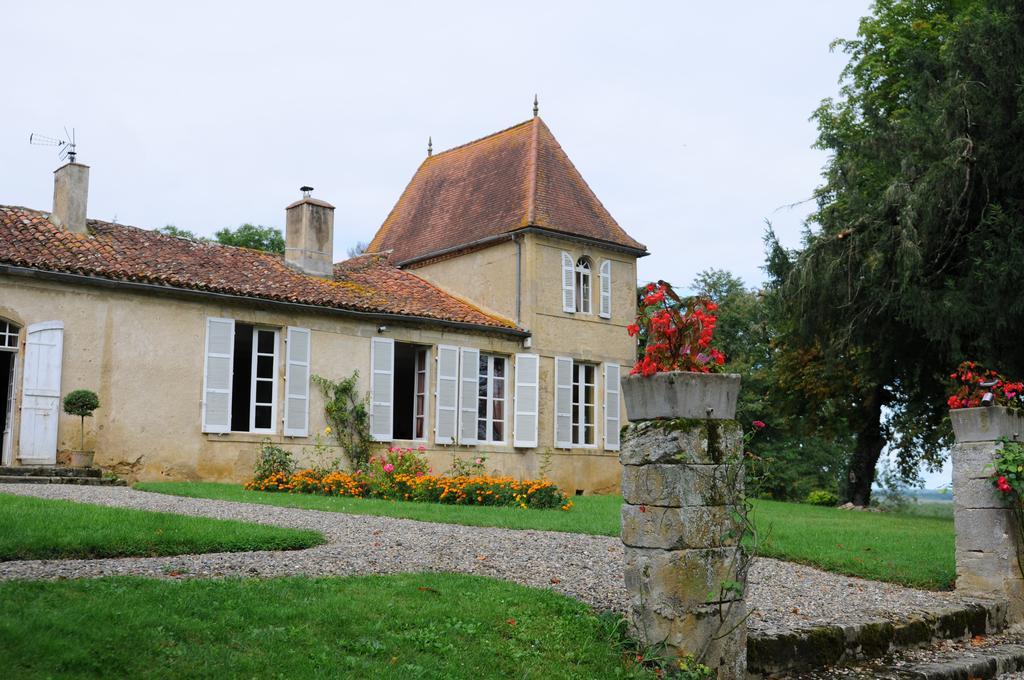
xmin=0 ymin=484 xmax=988 ymax=635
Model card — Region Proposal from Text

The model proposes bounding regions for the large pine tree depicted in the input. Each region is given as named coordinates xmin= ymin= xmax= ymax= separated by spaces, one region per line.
xmin=768 ymin=0 xmax=1024 ymax=504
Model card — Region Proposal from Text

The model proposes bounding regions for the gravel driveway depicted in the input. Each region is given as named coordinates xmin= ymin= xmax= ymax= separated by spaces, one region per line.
xmin=0 ymin=484 xmax=985 ymax=635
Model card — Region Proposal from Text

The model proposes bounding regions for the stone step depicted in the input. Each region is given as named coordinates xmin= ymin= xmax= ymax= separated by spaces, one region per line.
xmin=748 ymin=601 xmax=1007 ymax=676
xmin=888 ymin=643 xmax=1024 ymax=679
xmin=0 ymin=475 xmax=126 ymax=486
xmin=0 ymin=465 xmax=102 ymax=478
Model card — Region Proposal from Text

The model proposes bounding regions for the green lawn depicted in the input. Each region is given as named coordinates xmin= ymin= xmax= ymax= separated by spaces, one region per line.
xmin=137 ymin=482 xmax=955 ymax=589
xmin=752 ymin=499 xmax=955 ymax=589
xmin=0 ymin=493 xmax=324 ymax=561
xmin=0 ymin=575 xmax=653 ymax=679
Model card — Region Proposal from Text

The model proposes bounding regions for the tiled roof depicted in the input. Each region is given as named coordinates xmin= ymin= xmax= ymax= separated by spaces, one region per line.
xmin=368 ymin=117 xmax=647 ymax=264
xmin=0 ymin=205 xmax=520 ymax=331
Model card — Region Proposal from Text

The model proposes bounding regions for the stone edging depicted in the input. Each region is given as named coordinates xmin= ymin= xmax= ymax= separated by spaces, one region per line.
xmin=748 ymin=600 xmax=1007 ymax=676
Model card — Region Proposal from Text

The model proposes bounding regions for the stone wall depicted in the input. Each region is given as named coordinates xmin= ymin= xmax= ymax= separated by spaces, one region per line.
xmin=952 ymin=407 xmax=1024 ymax=620
xmin=620 ymin=419 xmax=748 ymax=678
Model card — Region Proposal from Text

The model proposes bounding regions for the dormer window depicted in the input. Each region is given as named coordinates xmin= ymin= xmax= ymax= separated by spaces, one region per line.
xmin=575 ymin=257 xmax=592 ymax=314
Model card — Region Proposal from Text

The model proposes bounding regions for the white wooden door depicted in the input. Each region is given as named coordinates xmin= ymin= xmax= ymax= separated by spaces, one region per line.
xmin=18 ymin=321 xmax=64 ymax=464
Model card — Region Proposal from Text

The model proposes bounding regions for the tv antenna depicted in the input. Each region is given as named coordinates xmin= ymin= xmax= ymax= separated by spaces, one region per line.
xmin=29 ymin=127 xmax=78 ymax=163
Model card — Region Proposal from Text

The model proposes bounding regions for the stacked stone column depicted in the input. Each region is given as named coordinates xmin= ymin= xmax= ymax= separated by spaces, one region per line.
xmin=620 ymin=418 xmax=747 ymax=679
xmin=952 ymin=407 xmax=1024 ymax=620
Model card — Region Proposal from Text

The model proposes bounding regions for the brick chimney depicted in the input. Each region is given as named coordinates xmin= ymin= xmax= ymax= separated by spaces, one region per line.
xmin=285 ymin=187 xmax=335 ymax=277
xmin=51 ymin=162 xmax=90 ymax=234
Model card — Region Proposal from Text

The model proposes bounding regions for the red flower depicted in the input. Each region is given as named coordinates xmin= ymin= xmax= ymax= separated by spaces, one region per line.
xmin=998 ymin=476 xmax=1012 ymax=494
xmin=752 ymin=420 xmax=766 ymax=429
xmin=627 ymin=323 xmax=640 ymax=337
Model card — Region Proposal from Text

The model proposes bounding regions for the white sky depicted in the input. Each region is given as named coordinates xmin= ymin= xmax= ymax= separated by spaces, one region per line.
xmin=7 ymin=2 xmax=950 ymax=486
xmin=3 ymin=0 xmax=872 ymax=290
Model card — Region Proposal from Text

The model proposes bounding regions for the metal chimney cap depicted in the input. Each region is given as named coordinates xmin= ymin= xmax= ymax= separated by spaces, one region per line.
xmin=300 ymin=185 xmax=314 ymax=197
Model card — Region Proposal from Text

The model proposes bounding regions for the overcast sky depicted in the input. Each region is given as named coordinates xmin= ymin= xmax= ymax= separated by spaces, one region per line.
xmin=3 ymin=0 xmax=874 ymax=291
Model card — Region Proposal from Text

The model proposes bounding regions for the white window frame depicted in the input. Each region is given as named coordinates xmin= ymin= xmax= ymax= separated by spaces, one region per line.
xmin=575 ymin=257 xmax=593 ymax=314
xmin=572 ymin=362 xmax=597 ymax=447
xmin=412 ymin=347 xmax=430 ymax=441
xmin=435 ymin=344 xmax=460 ymax=445
xmin=476 ymin=353 xmax=508 ymax=444
xmin=0 ymin=321 xmax=18 ymax=350
xmin=249 ymin=328 xmax=280 ymax=434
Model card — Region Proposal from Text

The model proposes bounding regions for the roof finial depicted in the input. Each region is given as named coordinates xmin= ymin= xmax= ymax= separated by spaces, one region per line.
xmin=427 ymin=136 xmax=432 ymax=157
xmin=533 ymin=94 xmax=539 ymax=117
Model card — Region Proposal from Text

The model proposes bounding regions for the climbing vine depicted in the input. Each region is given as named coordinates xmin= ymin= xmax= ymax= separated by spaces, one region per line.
xmin=312 ymin=372 xmax=372 ymax=472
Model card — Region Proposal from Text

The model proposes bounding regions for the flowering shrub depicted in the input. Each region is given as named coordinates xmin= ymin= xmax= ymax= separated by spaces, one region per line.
xmin=245 ymin=445 xmax=572 ymax=511
xmin=947 ymin=361 xmax=1024 ymax=409
xmin=252 ymin=440 xmax=295 ymax=483
xmin=628 ymin=281 xmax=724 ymax=375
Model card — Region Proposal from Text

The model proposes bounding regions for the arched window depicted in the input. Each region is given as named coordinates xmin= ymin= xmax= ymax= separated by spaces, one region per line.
xmin=575 ymin=257 xmax=592 ymax=314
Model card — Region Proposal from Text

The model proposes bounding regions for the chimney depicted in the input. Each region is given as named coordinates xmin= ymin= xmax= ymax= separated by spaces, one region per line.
xmin=51 ymin=162 xmax=90 ymax=234
xmin=285 ymin=186 xmax=335 ymax=277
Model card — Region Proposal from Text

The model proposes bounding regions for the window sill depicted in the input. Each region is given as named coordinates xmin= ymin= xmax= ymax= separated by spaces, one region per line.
xmin=204 ymin=432 xmax=309 ymax=444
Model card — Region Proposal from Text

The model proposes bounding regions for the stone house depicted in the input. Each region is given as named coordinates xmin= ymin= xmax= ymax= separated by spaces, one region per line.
xmin=0 ymin=114 xmax=647 ymax=493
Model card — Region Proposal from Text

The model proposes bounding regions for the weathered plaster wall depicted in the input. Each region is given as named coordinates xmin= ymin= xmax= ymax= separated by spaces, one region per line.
xmin=0 ymin=273 xmax=624 ymax=492
xmin=410 ymin=239 xmax=520 ymax=322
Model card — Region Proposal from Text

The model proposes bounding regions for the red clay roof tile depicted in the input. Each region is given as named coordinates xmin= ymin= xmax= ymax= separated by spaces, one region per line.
xmin=0 ymin=205 xmax=519 ymax=332
xmin=368 ymin=117 xmax=646 ymax=264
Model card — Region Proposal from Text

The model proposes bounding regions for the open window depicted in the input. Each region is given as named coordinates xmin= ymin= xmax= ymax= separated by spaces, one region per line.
xmin=203 ymin=318 xmax=296 ymax=435
xmin=371 ymin=339 xmax=431 ymax=441
xmin=393 ymin=342 xmax=430 ymax=440
xmin=230 ymin=325 xmax=280 ymax=433
xmin=0 ymin=319 xmax=20 ymax=465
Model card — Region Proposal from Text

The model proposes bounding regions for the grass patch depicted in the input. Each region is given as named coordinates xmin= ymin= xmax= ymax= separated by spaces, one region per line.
xmin=0 ymin=493 xmax=324 ymax=560
xmin=0 ymin=574 xmax=653 ymax=679
xmin=752 ymin=498 xmax=954 ymax=589
xmin=136 ymin=482 xmax=955 ymax=589
xmin=136 ymin=482 xmax=623 ymax=536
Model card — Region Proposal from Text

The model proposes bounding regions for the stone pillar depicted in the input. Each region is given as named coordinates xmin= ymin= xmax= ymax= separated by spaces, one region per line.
xmin=620 ymin=418 xmax=747 ymax=678
xmin=952 ymin=407 xmax=1024 ymax=620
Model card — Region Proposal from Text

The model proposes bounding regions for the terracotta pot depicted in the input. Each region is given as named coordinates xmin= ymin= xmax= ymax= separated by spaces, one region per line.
xmin=950 ymin=406 xmax=1024 ymax=443
xmin=621 ymin=371 xmax=741 ymax=422
xmin=70 ymin=450 xmax=95 ymax=468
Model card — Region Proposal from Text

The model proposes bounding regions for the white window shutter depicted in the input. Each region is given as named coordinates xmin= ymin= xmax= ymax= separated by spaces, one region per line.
xmin=283 ymin=327 xmax=311 ymax=437
xmin=604 ymin=363 xmax=621 ymax=451
xmin=370 ymin=337 xmax=395 ymax=442
xmin=554 ymin=356 xmax=573 ymax=449
xmin=513 ymin=353 xmax=539 ymax=448
xmin=202 ymin=317 xmax=234 ymax=434
xmin=561 ymin=251 xmax=576 ymax=313
xmin=435 ymin=344 xmax=459 ymax=444
xmin=458 ymin=346 xmax=480 ymax=445
xmin=18 ymin=320 xmax=64 ymax=464
xmin=599 ymin=260 xmax=612 ymax=319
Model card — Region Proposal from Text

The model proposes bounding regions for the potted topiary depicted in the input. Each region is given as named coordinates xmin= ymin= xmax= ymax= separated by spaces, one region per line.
xmin=63 ymin=389 xmax=100 ymax=467
xmin=621 ymin=281 xmax=739 ymax=421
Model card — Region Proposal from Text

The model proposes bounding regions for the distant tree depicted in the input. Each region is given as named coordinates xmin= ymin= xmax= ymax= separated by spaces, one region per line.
xmin=215 ymin=224 xmax=285 ymax=254
xmin=691 ymin=269 xmax=851 ymax=501
xmin=347 ymin=242 xmax=369 ymax=258
xmin=156 ymin=225 xmax=203 ymax=241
